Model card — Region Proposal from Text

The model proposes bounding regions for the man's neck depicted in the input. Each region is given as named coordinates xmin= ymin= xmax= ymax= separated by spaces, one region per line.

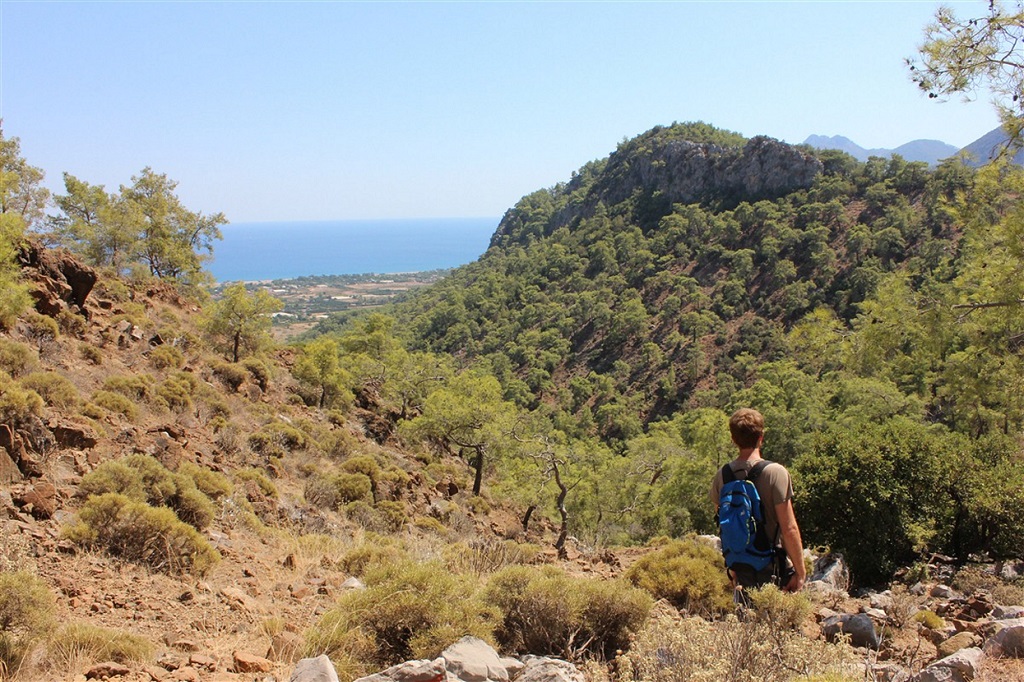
xmin=737 ymin=447 xmax=762 ymax=462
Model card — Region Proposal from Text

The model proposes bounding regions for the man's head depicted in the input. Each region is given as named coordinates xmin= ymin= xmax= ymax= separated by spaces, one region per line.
xmin=729 ymin=408 xmax=764 ymax=449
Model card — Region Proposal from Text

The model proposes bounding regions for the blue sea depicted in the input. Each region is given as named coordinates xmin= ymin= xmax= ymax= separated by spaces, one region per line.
xmin=206 ymin=217 xmax=499 ymax=282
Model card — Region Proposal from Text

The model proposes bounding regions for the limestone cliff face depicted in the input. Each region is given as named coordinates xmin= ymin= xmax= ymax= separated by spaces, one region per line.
xmin=590 ymin=135 xmax=823 ymax=209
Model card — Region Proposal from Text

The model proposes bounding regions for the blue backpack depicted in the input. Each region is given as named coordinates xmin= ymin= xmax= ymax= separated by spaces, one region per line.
xmin=717 ymin=460 xmax=774 ymax=573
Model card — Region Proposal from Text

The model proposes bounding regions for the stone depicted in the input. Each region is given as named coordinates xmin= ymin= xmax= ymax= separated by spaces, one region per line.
xmin=936 ymin=631 xmax=981 ymax=658
xmin=85 ymin=661 xmax=131 ymax=679
xmin=268 ymin=630 xmax=303 ymax=662
xmin=189 ymin=654 xmax=217 ymax=671
xmin=931 ymin=585 xmax=955 ymax=599
xmin=822 ymin=613 xmax=881 ymax=649
xmin=911 ymin=647 xmax=983 ymax=682
xmin=143 ymin=664 xmax=169 ymax=681
xmin=341 ymin=576 xmax=366 ymax=590
xmin=220 ymin=586 xmax=261 ymax=613
xmin=290 ymin=655 xmax=340 ymax=682
xmin=983 ymin=617 xmax=1024 ymax=657
xmin=232 ymin=650 xmax=273 ymax=673
xmin=171 ymin=667 xmax=201 ymax=682
xmin=516 ymin=656 xmax=585 ymax=682
xmin=353 ymin=658 xmax=445 ymax=682
xmin=442 ymin=636 xmax=511 ymax=682
xmin=12 ymin=481 xmax=57 ymax=519
xmin=808 ymin=553 xmax=849 ymax=592
xmin=993 ymin=605 xmax=1024 ymax=620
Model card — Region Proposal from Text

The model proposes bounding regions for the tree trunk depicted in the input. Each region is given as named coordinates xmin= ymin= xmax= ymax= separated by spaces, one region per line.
xmin=472 ymin=446 xmax=484 ymax=496
xmin=232 ymin=331 xmax=241 ymax=363
xmin=522 ymin=505 xmax=536 ymax=532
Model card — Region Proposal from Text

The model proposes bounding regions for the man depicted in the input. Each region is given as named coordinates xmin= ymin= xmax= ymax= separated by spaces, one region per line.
xmin=710 ymin=408 xmax=806 ymax=593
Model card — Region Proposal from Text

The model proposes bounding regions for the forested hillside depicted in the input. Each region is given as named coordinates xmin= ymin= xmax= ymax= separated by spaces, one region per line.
xmin=313 ymin=121 xmax=1024 ymax=585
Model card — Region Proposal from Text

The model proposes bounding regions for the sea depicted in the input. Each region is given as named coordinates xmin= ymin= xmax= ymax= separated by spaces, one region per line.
xmin=206 ymin=217 xmax=499 ymax=283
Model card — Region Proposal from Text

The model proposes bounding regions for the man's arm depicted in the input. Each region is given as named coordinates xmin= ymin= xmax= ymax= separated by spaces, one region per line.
xmin=774 ymin=498 xmax=806 ymax=592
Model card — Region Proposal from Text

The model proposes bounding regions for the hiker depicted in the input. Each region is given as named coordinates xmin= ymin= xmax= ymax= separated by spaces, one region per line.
xmin=710 ymin=408 xmax=806 ymax=593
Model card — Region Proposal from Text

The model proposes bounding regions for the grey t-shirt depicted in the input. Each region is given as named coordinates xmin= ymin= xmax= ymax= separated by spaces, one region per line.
xmin=710 ymin=458 xmax=794 ymax=548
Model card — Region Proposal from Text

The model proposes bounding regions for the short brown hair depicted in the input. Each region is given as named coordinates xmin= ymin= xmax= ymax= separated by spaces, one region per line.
xmin=729 ymin=408 xmax=764 ymax=449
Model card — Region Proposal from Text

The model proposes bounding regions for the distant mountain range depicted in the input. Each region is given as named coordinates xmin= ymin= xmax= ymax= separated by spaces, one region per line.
xmin=803 ymin=126 xmax=1024 ymax=166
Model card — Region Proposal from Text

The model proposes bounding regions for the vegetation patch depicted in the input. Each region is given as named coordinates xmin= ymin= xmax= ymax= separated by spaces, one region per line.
xmin=624 ymin=537 xmax=732 ymax=616
xmin=0 ymin=571 xmax=55 ymax=679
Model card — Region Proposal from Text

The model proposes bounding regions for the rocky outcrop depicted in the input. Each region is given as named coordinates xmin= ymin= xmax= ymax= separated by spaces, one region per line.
xmin=17 ymin=239 xmax=97 ymax=317
xmin=588 ymin=135 xmax=822 ymax=213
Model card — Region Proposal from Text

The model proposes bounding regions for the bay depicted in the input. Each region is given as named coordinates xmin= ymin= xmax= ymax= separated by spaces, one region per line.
xmin=206 ymin=217 xmax=499 ymax=282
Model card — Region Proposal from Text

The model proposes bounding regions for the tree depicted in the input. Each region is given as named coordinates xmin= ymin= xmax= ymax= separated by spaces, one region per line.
xmin=909 ymin=1 xmax=1024 ymax=151
xmin=0 ymin=125 xmax=49 ymax=228
xmin=0 ymin=127 xmax=36 ymax=328
xmin=122 ymin=168 xmax=226 ymax=282
xmin=400 ymin=371 xmax=519 ymax=496
xmin=203 ymin=283 xmax=282 ymax=362
xmin=293 ymin=337 xmax=353 ymax=409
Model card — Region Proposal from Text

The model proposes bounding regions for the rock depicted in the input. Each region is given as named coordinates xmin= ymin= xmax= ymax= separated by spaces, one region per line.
xmin=983 ymin=617 xmax=1024 ymax=657
xmin=993 ymin=605 xmax=1024 ymax=620
xmin=936 ymin=631 xmax=981 ymax=658
xmin=220 ymin=586 xmax=260 ymax=613
xmin=809 ymin=553 xmax=849 ymax=592
xmin=232 ymin=650 xmax=273 ymax=673
xmin=822 ymin=613 xmax=881 ymax=648
xmin=517 ymin=656 xmax=585 ymax=682
xmin=268 ymin=631 xmax=303 ymax=662
xmin=143 ymin=664 xmax=170 ymax=681
xmin=442 ymin=636 xmax=514 ymax=682
xmin=86 ymin=661 xmax=131 ymax=679
xmin=864 ymin=607 xmax=888 ymax=621
xmin=189 ymin=654 xmax=217 ymax=672
xmin=50 ymin=422 xmax=99 ymax=450
xmin=290 ymin=655 xmax=340 ymax=682
xmin=931 ymin=585 xmax=955 ymax=599
xmin=999 ymin=561 xmax=1024 ymax=581
xmin=12 ymin=481 xmax=57 ymax=519
xmin=354 ymin=658 xmax=446 ymax=682
xmin=341 ymin=576 xmax=366 ymax=590
xmin=171 ymin=667 xmax=201 ymax=682
xmin=17 ymin=239 xmax=97 ymax=314
xmin=695 ymin=534 xmax=721 ymax=553
xmin=910 ymin=647 xmax=983 ymax=682
xmin=0 ymin=445 xmax=22 ymax=483
xmin=870 ymin=591 xmax=894 ymax=611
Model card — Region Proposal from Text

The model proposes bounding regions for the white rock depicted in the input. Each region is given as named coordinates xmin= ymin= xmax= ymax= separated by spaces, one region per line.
xmin=290 ymin=655 xmax=341 ymax=682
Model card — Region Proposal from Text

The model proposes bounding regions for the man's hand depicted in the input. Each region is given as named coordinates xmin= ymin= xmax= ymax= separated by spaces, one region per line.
xmin=782 ymin=572 xmax=805 ymax=593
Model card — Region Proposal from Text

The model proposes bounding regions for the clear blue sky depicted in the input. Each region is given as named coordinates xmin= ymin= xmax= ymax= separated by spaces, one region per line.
xmin=0 ymin=1 xmax=1001 ymax=223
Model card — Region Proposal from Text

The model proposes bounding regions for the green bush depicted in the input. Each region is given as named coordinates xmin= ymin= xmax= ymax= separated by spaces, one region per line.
xmin=79 ymin=343 xmax=103 ymax=365
xmin=236 ymin=468 xmax=278 ymax=498
xmin=0 ymin=371 xmax=43 ymax=425
xmin=50 ymin=623 xmax=153 ymax=667
xmin=23 ymin=312 xmax=59 ymax=346
xmin=56 ymin=309 xmax=87 ymax=338
xmin=177 ymin=462 xmax=233 ymax=500
xmin=337 ymin=541 xmax=408 ymax=577
xmin=242 ymin=357 xmax=270 ymax=391
xmin=305 ymin=559 xmax=498 ymax=670
xmin=0 ymin=571 xmax=55 ymax=677
xmin=0 ymin=339 xmax=37 ymax=377
xmin=79 ymin=454 xmax=218 ymax=530
xmin=483 ymin=564 xmax=652 ymax=660
xmin=148 ymin=345 xmax=184 ymax=370
xmin=748 ymin=584 xmax=812 ymax=631
xmin=334 ymin=473 xmax=372 ymax=505
xmin=442 ymin=538 xmax=539 ymax=576
xmin=89 ymin=390 xmax=137 ymax=420
xmin=249 ymin=421 xmax=307 ymax=456
xmin=913 ymin=610 xmax=944 ymax=630
xmin=212 ymin=361 xmax=247 ymax=391
xmin=19 ymin=371 xmax=79 ymax=409
xmin=154 ymin=376 xmax=193 ymax=412
xmin=63 ymin=493 xmax=219 ymax=576
xmin=375 ymin=501 xmax=407 ymax=532
xmin=101 ymin=374 xmax=152 ymax=401
xmin=624 ymin=537 xmax=732 ymax=616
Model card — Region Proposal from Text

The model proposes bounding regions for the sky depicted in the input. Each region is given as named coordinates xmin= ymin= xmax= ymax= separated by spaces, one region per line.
xmin=0 ymin=0 xmax=1004 ymax=224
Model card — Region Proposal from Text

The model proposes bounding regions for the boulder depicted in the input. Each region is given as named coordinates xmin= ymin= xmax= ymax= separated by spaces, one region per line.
xmin=910 ymin=647 xmax=983 ymax=682
xmin=936 ymin=631 xmax=981 ymax=658
xmin=354 ymin=658 xmax=446 ymax=682
xmin=822 ymin=613 xmax=881 ymax=648
xmin=442 ymin=636 xmax=521 ymax=682
xmin=809 ymin=553 xmax=850 ymax=592
xmin=983 ymin=617 xmax=1024 ymax=657
xmin=17 ymin=240 xmax=97 ymax=314
xmin=12 ymin=481 xmax=57 ymax=519
xmin=290 ymin=655 xmax=340 ymax=682
xmin=993 ymin=605 xmax=1024 ymax=620
xmin=233 ymin=650 xmax=273 ymax=673
xmin=85 ymin=661 xmax=131 ymax=679
xmin=516 ymin=657 xmax=585 ymax=682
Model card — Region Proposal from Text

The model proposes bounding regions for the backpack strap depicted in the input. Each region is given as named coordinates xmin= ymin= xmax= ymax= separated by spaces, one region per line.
xmin=746 ymin=459 xmax=772 ymax=483
xmin=721 ymin=463 xmax=736 ymax=484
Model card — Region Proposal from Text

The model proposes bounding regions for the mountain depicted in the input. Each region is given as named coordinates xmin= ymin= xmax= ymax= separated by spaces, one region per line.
xmin=802 ymin=134 xmax=958 ymax=164
xmin=960 ymin=125 xmax=1024 ymax=166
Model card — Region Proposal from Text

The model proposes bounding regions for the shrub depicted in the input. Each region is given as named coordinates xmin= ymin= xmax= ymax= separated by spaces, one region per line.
xmin=442 ymin=538 xmax=538 ymax=576
xmin=154 ymin=376 xmax=193 ymax=412
xmin=337 ymin=542 xmax=408 ymax=577
xmin=242 ymin=357 xmax=270 ymax=391
xmin=334 ymin=473 xmax=372 ymax=505
xmin=249 ymin=422 xmax=307 ymax=456
xmin=375 ymin=501 xmax=407 ymax=532
xmin=483 ymin=564 xmax=652 ymax=660
xmin=624 ymin=537 xmax=733 ymax=616
xmin=305 ymin=559 xmax=498 ymax=670
xmin=49 ymin=623 xmax=153 ymax=668
xmin=177 ymin=462 xmax=233 ymax=500
xmin=0 ymin=339 xmax=37 ymax=377
xmin=79 ymin=343 xmax=103 ymax=365
xmin=913 ymin=610 xmax=945 ymax=630
xmin=149 ymin=345 xmax=184 ymax=370
xmin=56 ymin=310 xmax=87 ymax=338
xmin=63 ymin=493 xmax=219 ymax=575
xmin=0 ymin=372 xmax=43 ymax=426
xmin=237 ymin=468 xmax=278 ymax=498
xmin=616 ymin=610 xmax=855 ymax=682
xmin=23 ymin=312 xmax=59 ymax=347
xmin=0 ymin=571 xmax=55 ymax=677
xmin=19 ymin=371 xmax=79 ymax=410
xmin=101 ymin=374 xmax=152 ymax=401
xmin=747 ymin=584 xmax=812 ymax=631
xmin=90 ymin=390 xmax=137 ymax=420
xmin=212 ymin=361 xmax=247 ymax=391
xmin=414 ymin=516 xmax=446 ymax=534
